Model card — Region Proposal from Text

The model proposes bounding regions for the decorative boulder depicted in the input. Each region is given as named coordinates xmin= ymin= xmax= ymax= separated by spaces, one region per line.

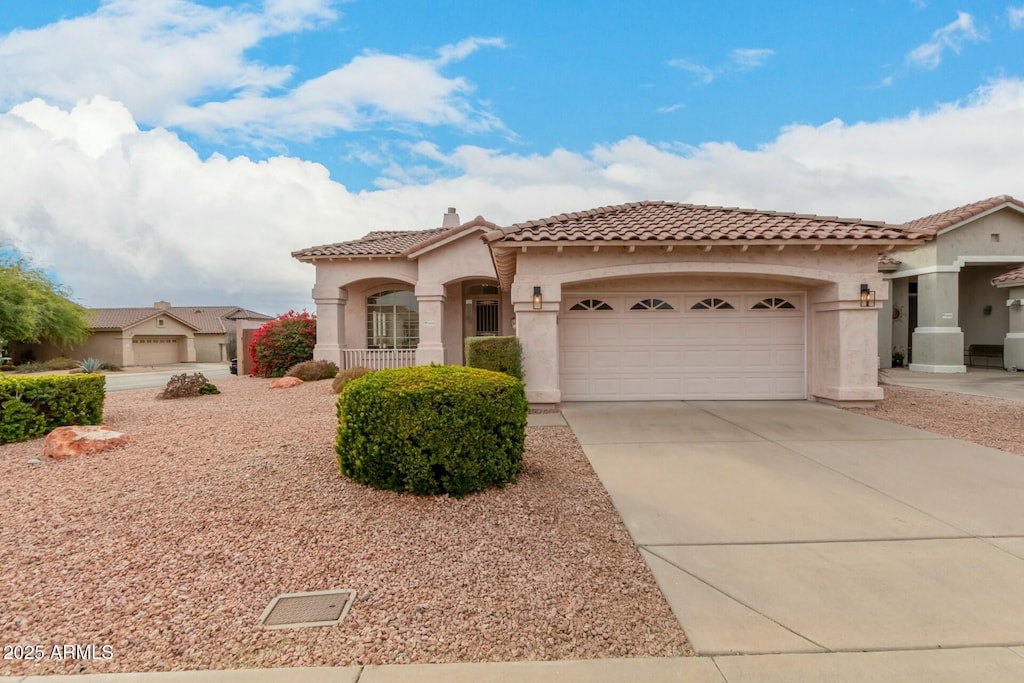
xmin=43 ymin=426 xmax=130 ymax=461
xmin=269 ymin=376 xmax=304 ymax=389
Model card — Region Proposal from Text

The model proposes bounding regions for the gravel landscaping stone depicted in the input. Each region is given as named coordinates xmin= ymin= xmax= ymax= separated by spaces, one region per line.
xmin=0 ymin=378 xmax=689 ymax=676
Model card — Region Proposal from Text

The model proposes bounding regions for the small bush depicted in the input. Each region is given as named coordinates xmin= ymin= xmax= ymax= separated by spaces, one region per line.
xmin=286 ymin=359 xmax=339 ymax=381
xmin=464 ymin=336 xmax=523 ymax=380
xmin=159 ymin=372 xmax=219 ymax=399
xmin=331 ymin=366 xmax=373 ymax=393
xmin=13 ymin=361 xmax=47 ymax=374
xmin=44 ymin=357 xmax=79 ymax=371
xmin=248 ymin=310 xmax=317 ymax=378
xmin=100 ymin=361 xmax=122 ymax=371
xmin=0 ymin=374 xmax=105 ymax=444
xmin=77 ymin=357 xmax=103 ymax=373
xmin=336 ymin=365 xmax=527 ymax=497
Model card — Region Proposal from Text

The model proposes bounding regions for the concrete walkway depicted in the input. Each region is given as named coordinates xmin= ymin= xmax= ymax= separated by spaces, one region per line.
xmin=880 ymin=366 xmax=1024 ymax=401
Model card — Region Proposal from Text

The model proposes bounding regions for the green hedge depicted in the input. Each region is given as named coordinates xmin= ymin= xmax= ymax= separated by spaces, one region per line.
xmin=0 ymin=374 xmax=106 ymax=444
xmin=335 ymin=365 xmax=527 ymax=497
xmin=464 ymin=336 xmax=523 ymax=380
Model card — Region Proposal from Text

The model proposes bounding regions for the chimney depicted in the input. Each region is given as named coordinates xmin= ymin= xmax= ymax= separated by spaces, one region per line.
xmin=441 ymin=207 xmax=460 ymax=229
xmin=154 ymin=301 xmax=170 ymax=310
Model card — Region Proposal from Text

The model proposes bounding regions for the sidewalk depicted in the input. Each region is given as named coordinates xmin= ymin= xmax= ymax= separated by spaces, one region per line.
xmin=880 ymin=366 xmax=1024 ymax=401
xmin=5 ymin=649 xmax=1024 ymax=682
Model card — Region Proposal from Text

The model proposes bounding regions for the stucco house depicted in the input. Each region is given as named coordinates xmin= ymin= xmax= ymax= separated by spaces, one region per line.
xmin=878 ymin=195 xmax=1024 ymax=372
xmin=294 ymin=202 xmax=934 ymax=406
xmin=10 ymin=301 xmax=271 ymax=366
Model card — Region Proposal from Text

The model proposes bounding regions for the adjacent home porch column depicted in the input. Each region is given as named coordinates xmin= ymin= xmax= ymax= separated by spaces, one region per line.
xmin=513 ymin=282 xmax=561 ymax=404
xmin=416 ymin=285 xmax=446 ymax=365
xmin=312 ymin=289 xmax=346 ymax=366
xmin=1003 ymin=285 xmax=1024 ymax=370
xmin=910 ymin=270 xmax=966 ymax=372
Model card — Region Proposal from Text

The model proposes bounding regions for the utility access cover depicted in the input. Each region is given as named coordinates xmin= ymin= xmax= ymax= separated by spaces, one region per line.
xmin=259 ymin=589 xmax=356 ymax=630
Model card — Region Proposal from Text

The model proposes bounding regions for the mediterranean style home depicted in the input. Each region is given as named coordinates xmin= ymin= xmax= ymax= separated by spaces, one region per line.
xmin=10 ymin=302 xmax=271 ymax=366
xmin=293 ymin=196 xmax=1024 ymax=405
xmin=877 ymin=195 xmax=1024 ymax=372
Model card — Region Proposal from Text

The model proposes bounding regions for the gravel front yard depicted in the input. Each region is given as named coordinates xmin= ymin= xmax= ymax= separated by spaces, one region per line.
xmin=847 ymin=383 xmax=1024 ymax=457
xmin=0 ymin=377 xmax=689 ymax=676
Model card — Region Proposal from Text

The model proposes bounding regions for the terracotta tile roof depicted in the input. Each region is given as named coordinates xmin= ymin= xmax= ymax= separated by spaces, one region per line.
xmin=88 ymin=306 xmax=271 ymax=334
xmin=992 ymin=265 xmax=1024 ymax=286
xmin=491 ymin=201 xmax=928 ymax=244
xmin=899 ymin=195 xmax=1024 ymax=233
xmin=878 ymin=255 xmax=902 ymax=266
xmin=292 ymin=228 xmax=446 ymax=259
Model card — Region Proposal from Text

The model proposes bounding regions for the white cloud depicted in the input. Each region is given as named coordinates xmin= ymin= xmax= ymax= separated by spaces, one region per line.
xmin=656 ymin=103 xmax=686 ymax=114
xmin=0 ymin=1 xmax=504 ymax=143
xmin=2 ymin=80 xmax=1023 ymax=314
xmin=668 ymin=48 xmax=774 ymax=84
xmin=1009 ymin=6 xmax=1024 ymax=29
xmin=907 ymin=11 xmax=984 ymax=69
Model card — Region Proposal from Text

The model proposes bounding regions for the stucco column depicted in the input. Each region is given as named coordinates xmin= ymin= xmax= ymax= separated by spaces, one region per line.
xmin=183 ymin=334 xmax=197 ymax=363
xmin=877 ymin=287 xmax=893 ymax=369
xmin=415 ymin=285 xmax=446 ymax=366
xmin=910 ymin=270 xmax=966 ymax=372
xmin=1004 ymin=285 xmax=1024 ymax=370
xmin=513 ymin=281 xmax=561 ymax=404
xmin=808 ymin=282 xmax=884 ymax=406
xmin=312 ymin=290 xmax=347 ymax=366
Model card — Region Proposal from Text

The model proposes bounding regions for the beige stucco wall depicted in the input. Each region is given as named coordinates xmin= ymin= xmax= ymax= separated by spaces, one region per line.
xmin=194 ymin=334 xmax=229 ymax=362
xmin=958 ymin=265 xmax=1010 ymax=347
xmin=936 ymin=211 xmax=1024 ymax=263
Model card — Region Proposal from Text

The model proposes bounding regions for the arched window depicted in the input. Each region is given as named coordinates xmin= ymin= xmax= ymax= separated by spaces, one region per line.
xmin=691 ymin=297 xmax=735 ymax=310
xmin=752 ymin=297 xmax=796 ymax=310
xmin=630 ymin=298 xmax=674 ymax=310
xmin=569 ymin=299 xmax=614 ymax=311
xmin=367 ymin=290 xmax=418 ymax=349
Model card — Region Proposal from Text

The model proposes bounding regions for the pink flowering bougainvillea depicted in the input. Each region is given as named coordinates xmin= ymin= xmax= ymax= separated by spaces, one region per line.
xmin=248 ymin=310 xmax=317 ymax=378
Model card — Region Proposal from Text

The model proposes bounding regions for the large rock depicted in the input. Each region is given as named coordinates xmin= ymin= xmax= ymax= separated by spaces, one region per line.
xmin=43 ymin=426 xmax=130 ymax=461
xmin=269 ymin=376 xmax=304 ymax=389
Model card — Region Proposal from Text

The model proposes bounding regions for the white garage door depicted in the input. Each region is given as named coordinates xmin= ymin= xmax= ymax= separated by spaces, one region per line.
xmin=560 ymin=293 xmax=805 ymax=400
xmin=132 ymin=337 xmax=180 ymax=365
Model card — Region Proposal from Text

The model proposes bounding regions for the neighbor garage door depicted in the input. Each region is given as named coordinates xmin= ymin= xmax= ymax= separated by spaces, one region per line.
xmin=132 ymin=337 xmax=180 ymax=365
xmin=560 ymin=292 xmax=805 ymax=400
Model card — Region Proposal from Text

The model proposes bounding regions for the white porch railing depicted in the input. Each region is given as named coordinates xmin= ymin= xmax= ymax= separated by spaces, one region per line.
xmin=340 ymin=348 xmax=417 ymax=370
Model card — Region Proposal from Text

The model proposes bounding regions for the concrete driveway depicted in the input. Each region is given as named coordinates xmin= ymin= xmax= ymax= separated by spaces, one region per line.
xmin=561 ymin=401 xmax=1024 ymax=657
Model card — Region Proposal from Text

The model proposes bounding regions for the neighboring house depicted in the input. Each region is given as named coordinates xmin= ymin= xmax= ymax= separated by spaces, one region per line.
xmin=877 ymin=196 xmax=1024 ymax=372
xmin=9 ymin=301 xmax=272 ymax=366
xmin=294 ymin=203 xmax=932 ymax=406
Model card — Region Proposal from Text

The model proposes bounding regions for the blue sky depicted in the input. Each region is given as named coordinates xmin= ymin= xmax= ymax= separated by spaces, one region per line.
xmin=0 ymin=1 xmax=1022 ymax=314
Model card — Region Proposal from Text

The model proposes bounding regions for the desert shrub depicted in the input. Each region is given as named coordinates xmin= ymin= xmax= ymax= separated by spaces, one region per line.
xmin=13 ymin=361 xmax=47 ymax=374
xmin=464 ymin=336 xmax=523 ymax=380
xmin=158 ymin=372 xmax=219 ymax=399
xmin=77 ymin=357 xmax=103 ymax=373
xmin=100 ymin=361 xmax=122 ymax=371
xmin=0 ymin=374 xmax=105 ymax=444
xmin=248 ymin=310 xmax=316 ymax=378
xmin=336 ymin=365 xmax=527 ymax=497
xmin=331 ymin=366 xmax=373 ymax=393
xmin=286 ymin=359 xmax=339 ymax=381
xmin=44 ymin=357 xmax=79 ymax=371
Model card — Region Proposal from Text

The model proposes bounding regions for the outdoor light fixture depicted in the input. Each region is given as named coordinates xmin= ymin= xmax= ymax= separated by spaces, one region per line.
xmin=860 ymin=283 xmax=876 ymax=308
xmin=532 ymin=286 xmax=543 ymax=310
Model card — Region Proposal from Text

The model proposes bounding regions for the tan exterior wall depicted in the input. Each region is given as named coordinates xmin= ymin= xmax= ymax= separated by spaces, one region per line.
xmin=958 ymin=265 xmax=1010 ymax=348
xmin=936 ymin=211 xmax=1024 ymax=263
xmin=194 ymin=334 xmax=229 ymax=362
xmin=8 ymin=331 xmax=125 ymax=366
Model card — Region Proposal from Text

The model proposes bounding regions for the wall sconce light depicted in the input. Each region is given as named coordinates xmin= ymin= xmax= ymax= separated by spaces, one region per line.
xmin=860 ymin=283 xmax=876 ymax=308
xmin=532 ymin=286 xmax=542 ymax=310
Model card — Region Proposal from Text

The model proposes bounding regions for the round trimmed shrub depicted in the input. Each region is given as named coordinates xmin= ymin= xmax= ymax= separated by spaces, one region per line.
xmin=248 ymin=310 xmax=316 ymax=378
xmin=286 ymin=359 xmax=339 ymax=381
xmin=335 ymin=365 xmax=527 ymax=497
xmin=331 ymin=366 xmax=373 ymax=393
